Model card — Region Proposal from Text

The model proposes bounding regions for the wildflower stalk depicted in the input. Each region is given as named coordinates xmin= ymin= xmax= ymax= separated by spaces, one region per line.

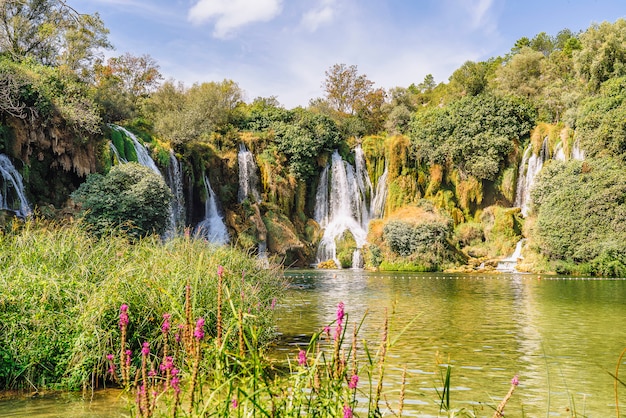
xmin=373 ymin=308 xmax=388 ymax=414
xmin=119 ymin=304 xmax=130 ymax=386
xmin=238 ymin=309 xmax=244 ymax=358
xmin=184 ymin=279 xmax=193 ymax=354
xmin=492 ymin=376 xmax=519 ymax=418
xmin=399 ymin=365 xmax=407 ymax=417
xmin=217 ymin=265 xmax=224 ymax=348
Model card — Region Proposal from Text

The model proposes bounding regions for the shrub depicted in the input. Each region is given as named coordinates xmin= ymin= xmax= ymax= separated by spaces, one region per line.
xmin=72 ymin=163 xmax=172 ymax=238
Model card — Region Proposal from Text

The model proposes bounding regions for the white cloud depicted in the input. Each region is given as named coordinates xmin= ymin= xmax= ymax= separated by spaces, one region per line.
xmin=301 ymin=0 xmax=337 ymax=32
xmin=464 ymin=0 xmax=497 ymax=31
xmin=188 ymin=0 xmax=283 ymax=38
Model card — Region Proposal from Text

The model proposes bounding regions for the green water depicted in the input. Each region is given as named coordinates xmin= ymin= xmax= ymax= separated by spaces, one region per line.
xmin=274 ymin=270 xmax=626 ymax=417
xmin=2 ymin=271 xmax=625 ymax=417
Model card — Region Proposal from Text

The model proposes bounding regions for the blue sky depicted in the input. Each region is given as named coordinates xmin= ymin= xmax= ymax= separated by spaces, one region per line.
xmin=68 ymin=0 xmax=625 ymax=108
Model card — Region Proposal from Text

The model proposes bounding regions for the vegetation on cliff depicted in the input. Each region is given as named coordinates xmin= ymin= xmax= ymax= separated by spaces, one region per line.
xmin=0 ymin=1 xmax=625 ymax=275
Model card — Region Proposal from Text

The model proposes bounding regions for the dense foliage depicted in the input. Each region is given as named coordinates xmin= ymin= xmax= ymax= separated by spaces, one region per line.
xmin=72 ymin=163 xmax=172 ymax=238
xmin=531 ymin=158 xmax=626 ymax=276
xmin=0 ymin=220 xmax=282 ymax=390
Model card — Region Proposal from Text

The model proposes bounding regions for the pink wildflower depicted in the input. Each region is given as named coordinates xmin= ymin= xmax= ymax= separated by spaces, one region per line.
xmin=217 ymin=265 xmax=224 ymax=277
xmin=231 ymin=398 xmax=238 ymax=408
xmin=336 ymin=301 xmax=345 ymax=325
xmin=297 ymin=349 xmax=307 ymax=366
xmin=141 ymin=342 xmax=150 ymax=356
xmin=511 ymin=375 xmax=519 ymax=386
xmin=125 ymin=349 xmax=132 ymax=366
xmin=194 ymin=317 xmax=205 ymax=340
xmin=343 ymin=405 xmax=353 ymax=418
xmin=349 ymin=374 xmax=359 ymax=389
xmin=270 ymin=297 xmax=277 ymax=310
xmin=119 ymin=304 xmax=129 ymax=328
xmin=162 ymin=313 xmax=171 ymax=334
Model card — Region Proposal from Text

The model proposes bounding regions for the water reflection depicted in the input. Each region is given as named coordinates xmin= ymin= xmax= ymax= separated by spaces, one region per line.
xmin=275 ymin=271 xmax=626 ymax=417
xmin=0 ymin=389 xmax=127 ymax=417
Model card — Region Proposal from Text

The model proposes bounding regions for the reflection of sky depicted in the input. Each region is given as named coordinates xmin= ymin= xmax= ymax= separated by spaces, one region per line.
xmin=276 ymin=271 xmax=626 ymax=417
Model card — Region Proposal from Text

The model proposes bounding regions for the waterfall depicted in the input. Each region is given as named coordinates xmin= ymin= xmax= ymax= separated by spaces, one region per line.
xmin=0 ymin=154 xmax=31 ymax=218
xmin=496 ymin=239 xmax=525 ymax=272
xmin=553 ymin=142 xmax=566 ymax=161
xmin=109 ymin=142 xmax=127 ymax=163
xmin=195 ymin=174 xmax=229 ymax=245
xmin=515 ymin=138 xmax=549 ymax=217
xmin=164 ymin=150 xmax=186 ymax=237
xmin=237 ymin=144 xmax=261 ymax=203
xmin=314 ymin=149 xmax=370 ymax=268
xmin=571 ymin=138 xmax=585 ymax=161
xmin=351 ymin=249 xmax=363 ymax=269
xmin=371 ymin=165 xmax=388 ymax=219
xmin=110 ymin=125 xmax=184 ymax=237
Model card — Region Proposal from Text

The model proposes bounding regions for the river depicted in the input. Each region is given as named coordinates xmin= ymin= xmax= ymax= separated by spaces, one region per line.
xmin=1 ymin=270 xmax=625 ymax=417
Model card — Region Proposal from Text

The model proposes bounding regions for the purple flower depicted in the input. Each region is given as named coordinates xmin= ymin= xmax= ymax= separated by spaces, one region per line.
xmin=141 ymin=342 xmax=150 ymax=356
xmin=125 ymin=349 xmax=132 ymax=366
xmin=231 ymin=398 xmax=238 ymax=409
xmin=217 ymin=265 xmax=224 ymax=277
xmin=160 ymin=356 xmax=174 ymax=372
xmin=170 ymin=368 xmax=181 ymax=393
xmin=148 ymin=369 xmax=157 ymax=377
xmin=336 ymin=301 xmax=345 ymax=325
xmin=162 ymin=313 xmax=171 ymax=334
xmin=297 ymin=349 xmax=307 ymax=366
xmin=194 ymin=317 xmax=205 ymax=340
xmin=511 ymin=375 xmax=519 ymax=386
xmin=119 ymin=304 xmax=129 ymax=328
xmin=343 ymin=405 xmax=353 ymax=418
xmin=349 ymin=374 xmax=359 ymax=389
xmin=106 ymin=353 xmax=114 ymax=361
xmin=323 ymin=326 xmax=331 ymax=335
xmin=270 ymin=297 xmax=277 ymax=310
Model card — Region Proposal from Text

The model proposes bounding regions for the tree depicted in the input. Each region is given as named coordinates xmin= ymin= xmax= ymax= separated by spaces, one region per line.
xmin=0 ymin=0 xmax=111 ymax=72
xmin=494 ymin=47 xmax=545 ymax=99
xmin=146 ymin=79 xmax=244 ymax=146
xmin=574 ymin=19 xmax=626 ymax=92
xmin=107 ymin=53 xmax=162 ymax=98
xmin=72 ymin=163 xmax=173 ymax=238
xmin=322 ymin=63 xmax=374 ymax=115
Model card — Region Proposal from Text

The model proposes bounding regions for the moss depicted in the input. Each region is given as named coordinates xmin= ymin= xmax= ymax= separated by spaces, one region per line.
xmin=335 ymin=230 xmax=357 ymax=268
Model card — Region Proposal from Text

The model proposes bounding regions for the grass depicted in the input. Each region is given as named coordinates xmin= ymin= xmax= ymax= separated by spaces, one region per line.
xmin=0 ymin=218 xmax=283 ymax=391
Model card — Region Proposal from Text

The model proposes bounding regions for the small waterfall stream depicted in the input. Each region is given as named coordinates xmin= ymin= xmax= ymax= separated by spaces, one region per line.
xmin=195 ymin=174 xmax=229 ymax=245
xmin=371 ymin=165 xmax=388 ymax=219
xmin=165 ymin=150 xmax=186 ymax=237
xmin=314 ymin=148 xmax=371 ymax=268
xmin=496 ymin=239 xmax=525 ymax=272
xmin=238 ymin=144 xmax=261 ymax=203
xmin=515 ymin=139 xmax=548 ymax=217
xmin=0 ymin=154 xmax=31 ymax=218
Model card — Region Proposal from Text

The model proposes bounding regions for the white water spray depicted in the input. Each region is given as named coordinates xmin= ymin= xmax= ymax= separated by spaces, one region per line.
xmin=0 ymin=154 xmax=31 ymax=218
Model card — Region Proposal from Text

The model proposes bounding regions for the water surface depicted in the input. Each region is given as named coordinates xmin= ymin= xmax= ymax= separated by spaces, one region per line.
xmin=274 ymin=270 xmax=626 ymax=417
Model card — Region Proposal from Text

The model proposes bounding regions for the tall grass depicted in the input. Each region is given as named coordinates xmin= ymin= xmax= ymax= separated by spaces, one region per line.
xmin=0 ymin=219 xmax=283 ymax=390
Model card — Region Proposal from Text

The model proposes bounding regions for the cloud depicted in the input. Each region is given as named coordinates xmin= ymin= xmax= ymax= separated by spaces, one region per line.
xmin=463 ymin=0 xmax=497 ymax=31
xmin=188 ymin=0 xmax=283 ymax=38
xmin=301 ymin=0 xmax=337 ymax=32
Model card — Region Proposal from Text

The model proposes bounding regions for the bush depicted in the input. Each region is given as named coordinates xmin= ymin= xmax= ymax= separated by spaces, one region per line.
xmin=383 ymin=220 xmax=450 ymax=258
xmin=72 ymin=163 xmax=172 ymax=238
xmin=531 ymin=158 xmax=626 ymax=275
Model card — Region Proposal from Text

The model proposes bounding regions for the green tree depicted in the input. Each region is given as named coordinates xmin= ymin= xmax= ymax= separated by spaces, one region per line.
xmin=322 ymin=63 xmax=374 ymax=115
xmin=0 ymin=0 xmax=110 ymax=72
xmin=574 ymin=19 xmax=626 ymax=92
xmin=146 ymin=79 xmax=244 ymax=146
xmin=72 ymin=163 xmax=173 ymax=238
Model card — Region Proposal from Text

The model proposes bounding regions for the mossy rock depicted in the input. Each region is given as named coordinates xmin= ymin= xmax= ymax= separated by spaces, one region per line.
xmin=262 ymin=211 xmax=304 ymax=256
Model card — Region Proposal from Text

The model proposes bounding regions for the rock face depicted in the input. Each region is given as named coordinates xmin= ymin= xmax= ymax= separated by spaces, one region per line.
xmin=8 ymin=115 xmax=98 ymax=178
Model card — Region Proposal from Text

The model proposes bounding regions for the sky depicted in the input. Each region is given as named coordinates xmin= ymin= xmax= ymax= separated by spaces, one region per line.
xmin=67 ymin=0 xmax=626 ymax=109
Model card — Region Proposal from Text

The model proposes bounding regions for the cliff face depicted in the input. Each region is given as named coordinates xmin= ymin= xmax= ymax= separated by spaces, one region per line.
xmin=4 ymin=114 xmax=102 ymax=208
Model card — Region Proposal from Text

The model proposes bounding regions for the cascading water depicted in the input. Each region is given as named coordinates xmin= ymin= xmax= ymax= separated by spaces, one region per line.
xmin=515 ymin=138 xmax=549 ymax=217
xmin=164 ymin=150 xmax=186 ymax=237
xmin=496 ymin=239 xmax=525 ymax=272
xmin=515 ymin=136 xmax=586 ymax=217
xmin=0 ymin=154 xmax=31 ymax=218
xmin=314 ymin=149 xmax=371 ymax=268
xmin=571 ymin=138 xmax=585 ymax=161
xmin=370 ymin=165 xmax=388 ymax=219
xmin=237 ymin=144 xmax=261 ymax=203
xmin=195 ymin=174 xmax=229 ymax=245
